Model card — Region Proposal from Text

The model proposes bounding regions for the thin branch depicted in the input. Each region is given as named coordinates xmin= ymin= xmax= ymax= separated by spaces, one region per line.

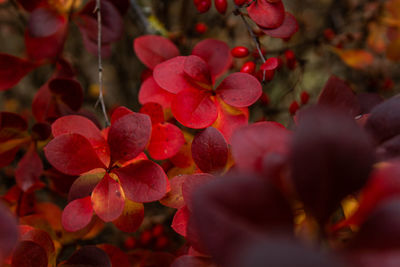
xmin=129 ymin=0 xmax=154 ymax=34
xmin=234 ymin=6 xmax=267 ymax=83
xmin=94 ymin=0 xmax=110 ymax=127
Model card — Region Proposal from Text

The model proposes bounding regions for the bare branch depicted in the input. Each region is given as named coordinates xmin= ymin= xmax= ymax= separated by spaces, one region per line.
xmin=94 ymin=0 xmax=110 ymax=127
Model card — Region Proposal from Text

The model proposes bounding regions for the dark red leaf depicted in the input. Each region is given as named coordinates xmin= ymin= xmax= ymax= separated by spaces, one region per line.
xmin=11 ymin=241 xmax=47 ymax=267
xmin=65 ymin=245 xmax=111 ymax=267
xmin=189 ymin=173 xmax=294 ymax=261
xmin=357 ymin=92 xmax=383 ymax=114
xmin=44 ymin=133 xmax=106 ymax=175
xmin=19 ymin=226 xmax=55 ymax=264
xmin=16 ymin=0 xmax=43 ymax=11
xmin=139 ymin=77 xmax=175 ymax=108
xmin=51 ymin=115 xmax=110 ymax=166
xmin=108 ymin=112 xmax=151 ymax=163
xmin=48 ymin=78 xmax=83 ymax=111
xmin=191 ymin=39 xmax=232 ymax=79
xmin=172 ymin=206 xmax=191 ymax=237
xmin=148 ymin=123 xmax=185 ymax=160
xmin=290 ymin=106 xmax=375 ymax=223
xmin=15 ymin=144 xmax=43 ymax=192
xmin=0 ymin=203 xmax=18 ymax=263
xmin=97 ymin=244 xmax=131 ymax=267
xmin=171 ymin=255 xmax=216 ymax=267
xmin=153 ymin=56 xmax=196 ymax=94
xmin=171 ymin=89 xmax=217 ymax=129
xmin=68 ymin=171 xmax=105 ymax=202
xmin=182 ymin=173 xmax=215 ymax=211
xmin=76 ymin=0 xmax=123 ymax=55
xmin=247 ymin=0 xmax=285 ymax=29
xmin=113 ymin=160 xmax=168 ymax=202
xmin=318 ymin=75 xmax=360 ymax=117
xmin=366 ymin=96 xmax=400 ymax=144
xmin=0 ymin=112 xmax=28 ymax=142
xmin=91 ymin=173 xmax=125 ymax=222
xmin=231 ymin=121 xmax=290 ymax=172
xmin=260 ymin=12 xmax=299 ymax=39
xmin=191 ymin=127 xmax=228 ymax=173
xmin=31 ymin=122 xmax=51 ymax=141
xmin=0 ymin=54 xmax=36 ymax=91
xmin=112 ymin=199 xmax=144 ymax=232
xmin=134 ymin=35 xmax=180 ymax=69
xmin=62 ymin=196 xmax=93 ymax=232
xmin=216 ymin=73 xmax=262 ymax=107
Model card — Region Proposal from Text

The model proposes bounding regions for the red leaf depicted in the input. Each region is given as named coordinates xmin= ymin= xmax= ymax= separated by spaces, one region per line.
xmin=216 ymin=73 xmax=262 ymax=107
xmin=110 ymin=106 xmax=133 ymax=124
xmin=44 ymin=133 xmax=106 ymax=175
xmin=183 ymin=55 xmax=212 ymax=85
xmin=97 ymin=244 xmax=131 ymax=267
xmin=148 ymin=123 xmax=185 ymax=160
xmin=139 ymin=77 xmax=175 ymax=108
xmin=108 ymin=112 xmax=151 ymax=163
xmin=231 ymin=121 xmax=290 ymax=172
xmin=134 ymin=35 xmax=180 ymax=69
xmin=51 ymin=115 xmax=110 ymax=167
xmin=247 ymin=0 xmax=285 ymax=29
xmin=172 ymin=206 xmax=190 ymax=236
xmin=65 ymin=246 xmax=111 ymax=267
xmin=16 ymin=0 xmax=43 ymax=11
xmin=260 ymin=57 xmax=279 ymax=71
xmin=62 ymin=196 xmax=93 ymax=232
xmin=11 ymin=241 xmax=48 ymax=267
xmin=191 ymin=39 xmax=232 ymax=79
xmin=291 ymin=106 xmax=375 ymax=223
xmin=31 ymin=122 xmax=51 ymax=141
xmin=171 ymin=90 xmax=217 ymax=129
xmin=113 ymin=160 xmax=168 ymax=202
xmin=25 ymin=8 xmax=67 ymax=61
xmin=153 ymin=56 xmax=195 ymax=94
xmin=0 ymin=203 xmax=18 ymax=263
xmin=212 ymin=100 xmax=248 ymax=142
xmin=91 ymin=173 xmax=125 ymax=222
xmin=15 ymin=144 xmax=43 ymax=192
xmin=182 ymin=173 xmax=215 ymax=211
xmin=191 ymin=127 xmax=228 ymax=173
xmin=19 ymin=226 xmax=55 ymax=264
xmin=260 ymin=12 xmax=299 ymax=39
xmin=318 ymin=75 xmax=360 ymax=117
xmin=112 ymin=199 xmax=144 ymax=232
xmin=160 ymin=175 xmax=186 ymax=209
xmin=140 ymin=102 xmax=165 ymax=125
xmin=0 ymin=54 xmax=36 ymax=91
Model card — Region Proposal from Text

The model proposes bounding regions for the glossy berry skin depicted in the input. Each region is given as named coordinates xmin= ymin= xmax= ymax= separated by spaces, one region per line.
xmin=289 ymin=100 xmax=299 ymax=115
xmin=194 ymin=0 xmax=211 ymax=13
xmin=300 ymin=91 xmax=310 ymax=105
xmin=195 ymin=22 xmax=208 ymax=34
xmin=240 ymin=61 xmax=256 ymax=74
xmin=215 ymin=0 xmax=228 ymax=14
xmin=231 ymin=46 xmax=249 ymax=58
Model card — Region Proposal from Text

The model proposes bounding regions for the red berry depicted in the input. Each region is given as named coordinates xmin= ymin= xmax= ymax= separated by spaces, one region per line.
xmin=300 ymin=91 xmax=310 ymax=105
xmin=152 ymin=224 xmax=164 ymax=237
xmin=234 ymin=0 xmax=247 ymax=6
xmin=323 ymin=28 xmax=336 ymax=41
xmin=155 ymin=236 xmax=169 ymax=249
xmin=240 ymin=61 xmax=256 ymax=74
xmin=195 ymin=22 xmax=208 ymax=34
xmin=194 ymin=0 xmax=211 ymax=13
xmin=214 ymin=0 xmax=227 ymax=14
xmin=289 ymin=101 xmax=299 ymax=115
xmin=124 ymin=237 xmax=136 ymax=249
xmin=140 ymin=230 xmax=152 ymax=245
xmin=285 ymin=50 xmax=297 ymax=70
xmin=231 ymin=46 xmax=249 ymax=58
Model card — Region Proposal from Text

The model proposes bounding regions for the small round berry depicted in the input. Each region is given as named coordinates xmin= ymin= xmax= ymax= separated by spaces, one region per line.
xmin=231 ymin=46 xmax=249 ymax=58
xmin=240 ymin=61 xmax=256 ymax=74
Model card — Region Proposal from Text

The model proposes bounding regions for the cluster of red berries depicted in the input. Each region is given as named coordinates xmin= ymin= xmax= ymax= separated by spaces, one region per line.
xmin=193 ymin=0 xmax=228 ymax=14
xmin=124 ymin=224 xmax=169 ymax=251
